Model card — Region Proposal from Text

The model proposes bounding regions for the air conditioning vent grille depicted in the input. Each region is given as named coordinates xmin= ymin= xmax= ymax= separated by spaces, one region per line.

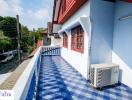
xmin=90 ymin=67 xmax=94 ymax=85
xmin=89 ymin=63 xmax=119 ymax=88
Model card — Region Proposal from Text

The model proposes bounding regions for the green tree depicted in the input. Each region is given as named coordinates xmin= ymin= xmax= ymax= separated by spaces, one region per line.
xmin=0 ymin=16 xmax=21 ymax=51
xmin=21 ymin=26 xmax=34 ymax=53
xmin=0 ymin=16 xmax=3 ymax=22
xmin=21 ymin=26 xmax=29 ymax=52
xmin=36 ymin=28 xmax=45 ymax=40
xmin=0 ymin=16 xmax=18 ymax=38
xmin=0 ymin=31 xmax=11 ymax=52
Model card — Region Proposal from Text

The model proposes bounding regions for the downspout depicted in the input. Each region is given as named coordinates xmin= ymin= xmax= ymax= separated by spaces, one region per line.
xmin=87 ymin=16 xmax=93 ymax=80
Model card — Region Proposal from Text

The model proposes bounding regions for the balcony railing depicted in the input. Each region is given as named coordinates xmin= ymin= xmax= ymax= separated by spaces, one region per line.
xmin=13 ymin=46 xmax=61 ymax=100
xmin=42 ymin=46 xmax=61 ymax=56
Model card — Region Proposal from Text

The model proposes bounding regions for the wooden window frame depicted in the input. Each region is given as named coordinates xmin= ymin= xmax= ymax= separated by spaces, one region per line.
xmin=71 ymin=25 xmax=84 ymax=53
xmin=63 ymin=32 xmax=68 ymax=48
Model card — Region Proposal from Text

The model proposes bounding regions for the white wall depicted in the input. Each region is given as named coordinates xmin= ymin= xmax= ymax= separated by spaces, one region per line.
xmin=53 ymin=24 xmax=61 ymax=33
xmin=61 ymin=1 xmax=90 ymax=79
xmin=59 ymin=0 xmax=132 ymax=88
xmin=90 ymin=0 xmax=115 ymax=64
xmin=112 ymin=1 xmax=132 ymax=87
xmin=61 ymin=31 xmax=89 ymax=79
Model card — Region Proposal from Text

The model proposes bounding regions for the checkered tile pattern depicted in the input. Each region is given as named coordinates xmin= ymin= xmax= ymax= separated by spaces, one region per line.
xmin=36 ymin=56 xmax=132 ymax=100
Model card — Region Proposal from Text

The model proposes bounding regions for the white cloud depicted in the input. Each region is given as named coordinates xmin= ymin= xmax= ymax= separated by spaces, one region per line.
xmin=24 ymin=9 xmax=49 ymax=29
xmin=35 ymin=9 xmax=48 ymax=20
xmin=27 ymin=9 xmax=48 ymax=21
xmin=0 ymin=0 xmax=23 ymax=16
xmin=0 ymin=0 xmax=53 ymax=30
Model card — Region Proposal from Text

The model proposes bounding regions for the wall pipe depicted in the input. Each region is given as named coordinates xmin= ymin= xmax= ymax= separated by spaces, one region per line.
xmin=87 ymin=16 xmax=93 ymax=80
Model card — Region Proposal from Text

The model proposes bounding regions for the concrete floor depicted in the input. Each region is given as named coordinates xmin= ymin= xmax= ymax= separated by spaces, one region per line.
xmin=0 ymin=72 xmax=12 ymax=85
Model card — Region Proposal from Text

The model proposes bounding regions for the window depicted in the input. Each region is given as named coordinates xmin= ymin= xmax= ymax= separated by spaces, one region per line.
xmin=71 ymin=29 xmax=77 ymax=49
xmin=62 ymin=0 xmax=66 ymax=14
xmin=71 ymin=26 xmax=84 ymax=53
xmin=63 ymin=32 xmax=68 ymax=48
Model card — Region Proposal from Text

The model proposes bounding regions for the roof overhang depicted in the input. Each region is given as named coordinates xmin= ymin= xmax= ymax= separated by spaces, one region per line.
xmin=52 ymin=0 xmax=132 ymax=23
xmin=52 ymin=0 xmax=61 ymax=23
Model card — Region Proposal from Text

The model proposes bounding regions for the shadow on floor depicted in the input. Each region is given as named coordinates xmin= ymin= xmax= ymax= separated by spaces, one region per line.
xmin=36 ymin=56 xmax=132 ymax=100
xmin=36 ymin=56 xmax=72 ymax=100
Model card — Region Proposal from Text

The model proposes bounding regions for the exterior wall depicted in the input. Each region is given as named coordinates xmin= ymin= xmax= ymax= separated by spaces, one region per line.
xmin=112 ymin=1 xmax=132 ymax=87
xmin=52 ymin=24 xmax=61 ymax=33
xmin=90 ymin=0 xmax=115 ymax=64
xmin=61 ymin=1 xmax=90 ymax=79
xmin=54 ymin=38 xmax=63 ymax=46
xmin=53 ymin=0 xmax=132 ymax=88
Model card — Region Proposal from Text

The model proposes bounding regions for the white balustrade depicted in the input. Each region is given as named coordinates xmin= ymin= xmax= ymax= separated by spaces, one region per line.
xmin=42 ymin=46 xmax=61 ymax=56
xmin=12 ymin=46 xmax=62 ymax=100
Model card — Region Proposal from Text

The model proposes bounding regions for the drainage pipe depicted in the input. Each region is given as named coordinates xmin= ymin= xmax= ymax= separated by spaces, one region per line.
xmin=87 ymin=16 xmax=93 ymax=80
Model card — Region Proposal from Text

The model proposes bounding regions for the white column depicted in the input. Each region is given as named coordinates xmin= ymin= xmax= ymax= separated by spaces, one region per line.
xmin=50 ymin=36 xmax=54 ymax=46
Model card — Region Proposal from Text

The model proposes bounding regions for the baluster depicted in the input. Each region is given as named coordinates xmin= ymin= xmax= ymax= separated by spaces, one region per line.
xmin=48 ymin=47 xmax=50 ymax=56
xmin=54 ymin=49 xmax=56 ymax=55
xmin=52 ymin=48 xmax=54 ymax=55
xmin=50 ymin=48 xmax=51 ymax=55
xmin=50 ymin=47 xmax=51 ymax=55
xmin=48 ymin=47 xmax=49 ymax=55
xmin=51 ymin=47 xmax=52 ymax=55
xmin=54 ymin=47 xmax=55 ymax=55
xmin=59 ymin=47 xmax=60 ymax=55
xmin=51 ymin=47 xmax=53 ymax=55
xmin=58 ymin=48 xmax=59 ymax=55
xmin=52 ymin=47 xmax=53 ymax=55
xmin=53 ymin=47 xmax=54 ymax=55
xmin=56 ymin=48 xmax=58 ymax=55
xmin=46 ymin=48 xmax=48 ymax=55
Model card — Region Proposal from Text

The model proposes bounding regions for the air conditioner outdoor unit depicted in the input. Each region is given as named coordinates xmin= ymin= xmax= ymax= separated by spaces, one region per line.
xmin=90 ymin=63 xmax=119 ymax=88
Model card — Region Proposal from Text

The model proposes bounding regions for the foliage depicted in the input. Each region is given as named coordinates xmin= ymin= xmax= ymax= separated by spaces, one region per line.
xmin=0 ymin=31 xmax=11 ymax=52
xmin=27 ymin=45 xmax=34 ymax=54
xmin=36 ymin=28 xmax=46 ymax=40
xmin=0 ymin=16 xmax=18 ymax=38
xmin=20 ymin=25 xmax=34 ymax=52
xmin=0 ymin=16 xmax=3 ymax=22
xmin=0 ymin=16 xmax=45 ymax=54
xmin=0 ymin=16 xmax=19 ymax=52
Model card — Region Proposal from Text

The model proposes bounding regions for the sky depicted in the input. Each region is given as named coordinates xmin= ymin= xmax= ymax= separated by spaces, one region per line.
xmin=0 ymin=0 xmax=54 ymax=30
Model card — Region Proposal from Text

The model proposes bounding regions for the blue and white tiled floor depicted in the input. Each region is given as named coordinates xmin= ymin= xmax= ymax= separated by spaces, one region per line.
xmin=36 ymin=56 xmax=132 ymax=100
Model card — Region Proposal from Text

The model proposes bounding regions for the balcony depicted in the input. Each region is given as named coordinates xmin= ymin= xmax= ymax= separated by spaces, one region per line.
xmin=3 ymin=46 xmax=132 ymax=100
